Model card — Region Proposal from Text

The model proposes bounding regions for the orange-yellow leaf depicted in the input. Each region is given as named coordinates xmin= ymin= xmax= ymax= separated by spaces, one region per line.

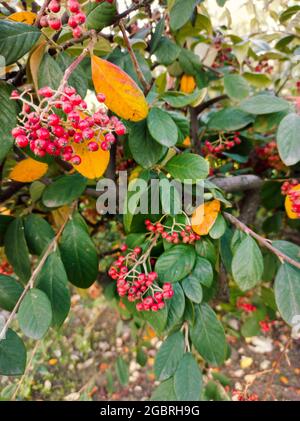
xmin=191 ymin=199 xmax=221 ymax=235
xmin=91 ymin=55 xmax=149 ymax=122
xmin=71 ymin=138 xmax=110 ymax=179
xmin=29 ymin=41 xmax=47 ymax=92
xmin=9 ymin=11 xmax=37 ymax=25
xmin=285 ymin=184 xmax=300 ymax=219
xmin=9 ymin=158 xmax=48 ymax=183
xmin=180 ymin=74 xmax=196 ymax=94
xmin=182 ymin=136 xmax=192 ymax=147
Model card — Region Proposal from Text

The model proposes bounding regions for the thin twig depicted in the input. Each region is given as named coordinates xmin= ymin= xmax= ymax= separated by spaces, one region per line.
xmin=119 ymin=19 xmax=151 ymax=93
xmin=0 ymin=204 xmax=75 ymax=340
xmin=223 ymin=212 xmax=300 ymax=270
xmin=115 ymin=0 xmax=154 ymax=20
xmin=0 ymin=1 xmax=16 ymax=13
xmin=195 ymin=94 xmax=228 ymax=115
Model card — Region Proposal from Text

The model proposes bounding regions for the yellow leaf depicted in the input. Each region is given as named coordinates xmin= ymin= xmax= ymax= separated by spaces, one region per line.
xmin=9 ymin=11 xmax=37 ymax=25
xmin=71 ymin=138 xmax=110 ymax=179
xmin=285 ymin=184 xmax=300 ymax=219
xmin=180 ymin=74 xmax=196 ymax=94
xmin=51 ymin=205 xmax=71 ymax=229
xmin=91 ymin=55 xmax=148 ymax=122
xmin=9 ymin=158 xmax=48 ymax=183
xmin=29 ymin=41 xmax=47 ymax=93
xmin=182 ymin=136 xmax=192 ymax=147
xmin=240 ymin=356 xmax=253 ymax=369
xmin=191 ymin=199 xmax=221 ymax=235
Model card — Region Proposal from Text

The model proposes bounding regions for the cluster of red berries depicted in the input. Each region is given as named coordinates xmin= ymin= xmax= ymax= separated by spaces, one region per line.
xmin=254 ymin=59 xmax=273 ymax=74
xmin=281 ymin=179 xmax=300 ymax=217
xmin=203 ymin=132 xmax=241 ymax=156
xmin=11 ymin=85 xmax=126 ymax=165
xmin=40 ymin=1 xmax=114 ymax=38
xmin=145 ymin=219 xmax=201 ymax=244
xmin=236 ymin=297 xmax=257 ymax=313
xmin=255 ymin=141 xmax=285 ymax=171
xmin=232 ymin=390 xmax=259 ymax=401
xmin=108 ymin=245 xmax=174 ymax=312
xmin=211 ymin=37 xmax=234 ymax=69
xmin=0 ymin=260 xmax=13 ymax=276
xmin=259 ymin=318 xmax=275 ymax=333
xmin=296 ymin=81 xmax=300 ymax=94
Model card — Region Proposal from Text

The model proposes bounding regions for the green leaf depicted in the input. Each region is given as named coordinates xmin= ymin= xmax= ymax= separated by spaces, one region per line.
xmin=56 ymin=52 xmax=88 ymax=99
xmin=147 ymin=108 xmax=178 ymax=147
xmin=4 ymin=218 xmax=31 ymax=283
xmin=272 ymin=240 xmax=300 ymax=262
xmin=42 ymin=174 xmax=87 ymax=208
xmin=279 ymin=5 xmax=300 ymax=24
xmin=0 ymin=21 xmax=40 ymax=65
xmin=240 ymin=94 xmax=289 ymax=115
xmin=38 ymin=53 xmax=64 ymax=90
xmin=232 ymin=236 xmax=264 ymax=291
xmin=182 ymin=256 xmax=213 ymax=303
xmin=123 ymin=170 xmax=152 ymax=234
xmin=168 ymin=111 xmax=190 ymax=143
xmin=128 ymin=120 xmax=166 ymax=169
xmin=190 ymin=303 xmax=227 ymax=366
xmin=0 ymin=275 xmax=23 ymax=312
xmin=165 ymin=283 xmax=185 ymax=331
xmin=277 ymin=113 xmax=300 ymax=166
xmin=209 ymin=214 xmax=226 ymax=239
xmin=36 ymin=252 xmax=70 ymax=327
xmin=155 ymin=244 xmax=196 ymax=283
xmin=275 ymin=264 xmax=300 ymax=326
xmin=162 ymin=90 xmax=201 ymax=108
xmin=159 ymin=173 xmax=181 ymax=216
xmin=150 ymin=18 xmax=165 ymax=53
xmin=154 ymin=331 xmax=185 ymax=381
xmin=150 ymin=377 xmax=177 ymax=401
xmin=170 ymin=0 xmax=200 ymax=31
xmin=86 ymin=1 xmax=117 ymax=30
xmin=18 ymin=289 xmax=52 ymax=340
xmin=154 ymin=37 xmax=180 ymax=66
xmin=0 ymin=329 xmax=27 ymax=376
xmin=224 ymin=74 xmax=249 ymax=100
xmin=241 ymin=316 xmax=261 ymax=338
xmin=116 ymin=356 xmax=129 ymax=386
xmin=165 ymin=153 xmax=209 ymax=183
xmin=243 ymin=72 xmax=272 ymax=88
xmin=174 ymin=353 xmax=202 ymax=401
xmin=0 ymin=215 xmax=14 ymax=245
xmin=59 ymin=219 xmax=98 ymax=288
xmin=0 ymin=82 xmax=18 ymax=162
xmin=143 ymin=304 xmax=168 ymax=334
xmin=195 ymin=238 xmax=217 ymax=266
xmin=207 ymin=108 xmax=254 ymax=131
xmin=24 ymin=214 xmax=54 ymax=256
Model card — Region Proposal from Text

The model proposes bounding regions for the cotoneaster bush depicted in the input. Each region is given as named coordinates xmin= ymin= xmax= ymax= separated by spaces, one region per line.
xmin=0 ymin=0 xmax=300 ymax=401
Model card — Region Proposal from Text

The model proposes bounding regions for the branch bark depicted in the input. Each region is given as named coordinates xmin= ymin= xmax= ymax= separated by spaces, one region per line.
xmin=223 ymin=212 xmax=300 ymax=270
xmin=195 ymin=94 xmax=228 ymax=115
xmin=211 ymin=175 xmax=263 ymax=192
xmin=119 ymin=19 xmax=151 ymax=93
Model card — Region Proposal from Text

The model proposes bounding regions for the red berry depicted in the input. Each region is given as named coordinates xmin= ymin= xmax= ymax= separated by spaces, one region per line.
xmin=71 ymin=155 xmax=81 ymax=165
xmin=74 ymin=132 xmax=83 ymax=143
xmin=115 ymin=125 xmax=126 ymax=136
xmin=96 ymin=93 xmax=106 ymax=103
xmin=48 ymin=18 xmax=62 ymax=31
xmin=73 ymin=26 xmax=83 ymax=39
xmin=12 ymin=127 xmax=26 ymax=138
xmin=74 ymin=12 xmax=86 ymax=24
xmin=105 ymin=133 xmax=116 ymax=143
xmin=101 ymin=141 xmax=109 ymax=151
xmin=68 ymin=1 xmax=80 ymax=13
xmin=48 ymin=114 xmax=60 ymax=126
xmin=15 ymin=135 xmax=29 ymax=148
xmin=134 ymin=246 xmax=142 ymax=255
xmin=68 ymin=16 xmax=78 ymax=28
xmin=82 ymin=128 xmax=94 ymax=140
xmin=38 ymin=86 xmax=53 ymax=98
xmin=49 ymin=0 xmax=60 ymax=13
xmin=87 ymin=141 xmax=99 ymax=152
xmin=40 ymin=16 xmax=49 ymax=27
